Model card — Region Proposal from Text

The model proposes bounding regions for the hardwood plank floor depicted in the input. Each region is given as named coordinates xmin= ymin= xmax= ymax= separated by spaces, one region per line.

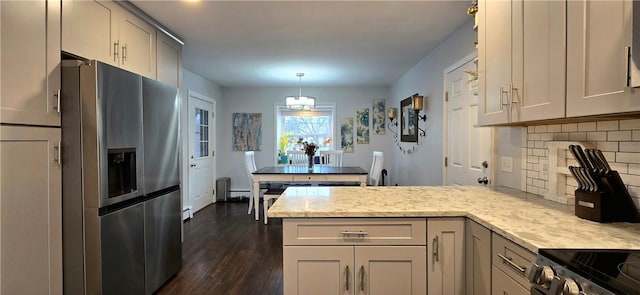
xmin=156 ymin=201 xmax=283 ymax=295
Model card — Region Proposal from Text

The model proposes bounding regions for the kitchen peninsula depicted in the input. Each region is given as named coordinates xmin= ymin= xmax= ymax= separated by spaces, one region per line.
xmin=269 ymin=186 xmax=640 ymax=295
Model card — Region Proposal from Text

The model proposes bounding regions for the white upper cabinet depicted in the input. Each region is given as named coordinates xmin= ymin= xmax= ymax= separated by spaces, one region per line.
xmin=62 ymin=0 xmax=118 ymax=65
xmin=62 ymin=0 xmax=157 ymax=79
xmin=156 ymin=33 xmax=182 ymax=88
xmin=478 ymin=0 xmax=566 ymax=125
xmin=118 ymin=9 xmax=156 ymax=79
xmin=477 ymin=0 xmax=511 ymax=125
xmin=566 ymin=0 xmax=640 ymax=117
xmin=515 ymin=0 xmax=566 ymax=122
xmin=1 ymin=0 xmax=61 ymax=126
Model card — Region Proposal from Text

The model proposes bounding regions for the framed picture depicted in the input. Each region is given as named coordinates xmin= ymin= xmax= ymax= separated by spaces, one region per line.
xmin=400 ymin=97 xmax=417 ymax=142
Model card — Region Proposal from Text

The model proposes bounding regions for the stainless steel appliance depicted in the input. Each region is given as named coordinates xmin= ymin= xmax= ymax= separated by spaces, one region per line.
xmin=529 ymin=249 xmax=640 ymax=295
xmin=62 ymin=61 xmax=181 ymax=295
xmin=141 ymin=77 xmax=182 ymax=294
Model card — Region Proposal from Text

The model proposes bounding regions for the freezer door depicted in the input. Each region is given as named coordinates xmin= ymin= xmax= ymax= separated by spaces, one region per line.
xmin=142 ymin=77 xmax=180 ymax=193
xmin=100 ymin=203 xmax=145 ymax=295
xmin=81 ymin=61 xmax=144 ymax=208
xmin=144 ymin=190 xmax=182 ymax=294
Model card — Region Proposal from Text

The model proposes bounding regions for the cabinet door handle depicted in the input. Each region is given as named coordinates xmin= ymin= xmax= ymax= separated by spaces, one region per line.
xmin=625 ymin=46 xmax=631 ymax=87
xmin=54 ymin=142 xmax=62 ymax=166
xmin=510 ymin=82 xmax=519 ymax=105
xmin=345 ymin=265 xmax=349 ymax=291
xmin=122 ymin=44 xmax=127 ymax=64
xmin=360 ymin=265 xmax=365 ymax=291
xmin=114 ymin=42 xmax=119 ymax=63
xmin=54 ymin=89 xmax=61 ymax=113
xmin=432 ymin=236 xmax=439 ymax=262
xmin=497 ymin=253 xmax=526 ymax=274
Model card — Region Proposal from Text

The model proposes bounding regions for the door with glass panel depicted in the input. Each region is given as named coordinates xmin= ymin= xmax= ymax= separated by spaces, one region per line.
xmin=188 ymin=92 xmax=216 ymax=214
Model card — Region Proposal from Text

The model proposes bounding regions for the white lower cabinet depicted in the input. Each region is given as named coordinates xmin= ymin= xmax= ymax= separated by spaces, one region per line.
xmin=282 ymin=218 xmax=427 ymax=295
xmin=427 ymin=218 xmax=465 ymax=295
xmin=491 ymin=233 xmax=535 ymax=295
xmin=491 ymin=266 xmax=529 ymax=295
xmin=284 ymin=246 xmax=426 ymax=295
xmin=0 ymin=125 xmax=62 ymax=294
xmin=465 ymin=220 xmax=491 ymax=295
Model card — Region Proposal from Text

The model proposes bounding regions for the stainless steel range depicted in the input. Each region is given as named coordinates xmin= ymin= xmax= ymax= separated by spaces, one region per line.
xmin=529 ymin=249 xmax=640 ymax=295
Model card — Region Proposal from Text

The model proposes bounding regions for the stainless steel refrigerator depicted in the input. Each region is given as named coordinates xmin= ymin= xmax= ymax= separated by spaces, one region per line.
xmin=141 ymin=77 xmax=182 ymax=295
xmin=62 ymin=60 xmax=181 ymax=295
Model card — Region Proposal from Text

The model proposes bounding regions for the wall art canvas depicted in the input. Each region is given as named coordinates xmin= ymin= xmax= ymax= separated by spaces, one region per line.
xmin=340 ymin=117 xmax=354 ymax=153
xmin=356 ymin=108 xmax=370 ymax=144
xmin=232 ymin=113 xmax=262 ymax=151
xmin=372 ymin=99 xmax=386 ymax=135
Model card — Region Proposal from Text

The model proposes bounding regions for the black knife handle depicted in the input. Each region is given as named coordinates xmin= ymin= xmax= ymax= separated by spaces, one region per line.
xmin=595 ymin=149 xmax=612 ymax=172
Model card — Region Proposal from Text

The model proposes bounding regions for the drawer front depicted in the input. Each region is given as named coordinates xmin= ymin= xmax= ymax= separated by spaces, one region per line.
xmin=492 ymin=233 xmax=535 ymax=288
xmin=283 ymin=218 xmax=427 ymax=246
xmin=256 ymin=175 xmax=294 ymax=182
xmin=491 ymin=266 xmax=529 ymax=295
xmin=292 ymin=175 xmax=327 ymax=182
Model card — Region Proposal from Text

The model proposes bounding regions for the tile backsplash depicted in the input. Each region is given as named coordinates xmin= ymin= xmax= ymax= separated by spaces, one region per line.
xmin=523 ymin=119 xmax=640 ymax=211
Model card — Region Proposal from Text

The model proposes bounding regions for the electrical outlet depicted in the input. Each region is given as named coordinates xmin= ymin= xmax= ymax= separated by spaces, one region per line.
xmin=501 ymin=156 xmax=513 ymax=172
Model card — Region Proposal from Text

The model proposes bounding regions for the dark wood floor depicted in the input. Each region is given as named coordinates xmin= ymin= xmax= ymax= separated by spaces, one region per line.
xmin=156 ymin=201 xmax=283 ymax=295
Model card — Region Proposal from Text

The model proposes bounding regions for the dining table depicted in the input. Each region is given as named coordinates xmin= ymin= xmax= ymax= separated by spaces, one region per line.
xmin=251 ymin=165 xmax=368 ymax=221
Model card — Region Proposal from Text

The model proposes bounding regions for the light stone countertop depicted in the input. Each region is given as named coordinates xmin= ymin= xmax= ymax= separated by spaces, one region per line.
xmin=267 ymin=186 xmax=640 ymax=253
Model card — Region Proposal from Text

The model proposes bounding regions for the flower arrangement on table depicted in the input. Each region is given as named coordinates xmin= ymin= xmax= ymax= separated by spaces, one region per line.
xmin=303 ymin=142 xmax=318 ymax=157
xmin=302 ymin=141 xmax=319 ymax=169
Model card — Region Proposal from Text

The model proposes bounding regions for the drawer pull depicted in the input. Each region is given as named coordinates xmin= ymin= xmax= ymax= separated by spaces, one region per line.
xmin=360 ymin=265 xmax=365 ymax=291
xmin=432 ymin=236 xmax=439 ymax=262
xmin=341 ymin=231 xmax=368 ymax=236
xmin=498 ymin=253 xmax=526 ymax=274
xmin=345 ymin=265 xmax=349 ymax=291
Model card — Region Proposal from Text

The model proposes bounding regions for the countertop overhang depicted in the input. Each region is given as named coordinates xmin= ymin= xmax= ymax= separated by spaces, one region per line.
xmin=268 ymin=186 xmax=640 ymax=252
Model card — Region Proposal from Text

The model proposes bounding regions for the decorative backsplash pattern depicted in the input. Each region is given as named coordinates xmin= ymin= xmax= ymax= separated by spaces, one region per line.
xmin=523 ymin=119 xmax=640 ymax=211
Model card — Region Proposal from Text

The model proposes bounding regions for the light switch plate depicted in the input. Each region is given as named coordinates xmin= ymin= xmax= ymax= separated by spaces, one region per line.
xmin=501 ymin=156 xmax=513 ymax=172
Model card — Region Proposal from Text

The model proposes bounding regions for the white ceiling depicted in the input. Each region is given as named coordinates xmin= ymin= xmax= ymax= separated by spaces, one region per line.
xmin=131 ymin=1 xmax=470 ymax=87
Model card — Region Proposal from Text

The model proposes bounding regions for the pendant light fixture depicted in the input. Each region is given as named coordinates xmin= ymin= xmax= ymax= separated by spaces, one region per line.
xmin=285 ymin=73 xmax=315 ymax=111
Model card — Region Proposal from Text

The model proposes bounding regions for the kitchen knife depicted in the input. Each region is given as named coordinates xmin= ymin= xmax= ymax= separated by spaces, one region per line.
xmin=595 ymin=149 xmax=612 ymax=173
xmin=568 ymin=145 xmax=590 ymax=169
xmin=582 ymin=168 xmax=600 ymax=192
xmin=574 ymin=166 xmax=589 ymax=191
xmin=568 ymin=166 xmax=585 ymax=190
xmin=585 ymin=149 xmax=604 ymax=174
xmin=578 ymin=167 xmax=595 ymax=192
xmin=575 ymin=145 xmax=595 ymax=171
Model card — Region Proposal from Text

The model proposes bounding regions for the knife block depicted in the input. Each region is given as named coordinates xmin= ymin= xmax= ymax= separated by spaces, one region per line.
xmin=574 ymin=170 xmax=640 ymax=223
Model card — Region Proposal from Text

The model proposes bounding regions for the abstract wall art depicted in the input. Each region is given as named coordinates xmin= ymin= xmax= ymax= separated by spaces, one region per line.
xmin=232 ymin=113 xmax=262 ymax=151
xmin=340 ymin=117 xmax=354 ymax=153
xmin=372 ymin=99 xmax=386 ymax=135
xmin=356 ymin=108 xmax=370 ymax=144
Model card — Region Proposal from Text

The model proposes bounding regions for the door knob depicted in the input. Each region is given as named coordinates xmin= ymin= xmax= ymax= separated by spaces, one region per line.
xmin=190 ymin=163 xmax=196 ymax=167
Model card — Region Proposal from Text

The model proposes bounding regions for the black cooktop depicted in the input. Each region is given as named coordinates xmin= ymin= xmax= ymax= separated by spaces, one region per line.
xmin=539 ymin=249 xmax=640 ymax=295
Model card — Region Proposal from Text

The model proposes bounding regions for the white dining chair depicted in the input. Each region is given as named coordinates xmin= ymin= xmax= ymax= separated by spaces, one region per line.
xmin=286 ymin=150 xmax=307 ymax=166
xmin=369 ymin=151 xmax=384 ymax=186
xmin=243 ymin=151 xmax=283 ymax=224
xmin=318 ymin=150 xmax=343 ymax=167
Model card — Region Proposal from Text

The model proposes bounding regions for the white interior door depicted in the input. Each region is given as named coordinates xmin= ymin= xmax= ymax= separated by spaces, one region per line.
xmin=188 ymin=92 xmax=216 ymax=214
xmin=445 ymin=54 xmax=493 ymax=186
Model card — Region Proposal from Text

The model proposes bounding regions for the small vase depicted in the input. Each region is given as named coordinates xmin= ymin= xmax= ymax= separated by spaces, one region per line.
xmin=308 ymin=154 xmax=314 ymax=169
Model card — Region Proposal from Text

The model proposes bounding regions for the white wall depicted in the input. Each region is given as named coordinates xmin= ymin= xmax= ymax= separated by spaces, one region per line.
xmin=218 ymin=86 xmax=391 ymax=191
xmin=388 ymin=19 xmax=477 ymax=185
xmin=180 ymin=69 xmax=222 ymax=210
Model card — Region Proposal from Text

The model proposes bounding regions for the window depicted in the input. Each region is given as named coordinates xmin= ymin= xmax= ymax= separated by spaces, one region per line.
xmin=276 ymin=104 xmax=335 ymax=156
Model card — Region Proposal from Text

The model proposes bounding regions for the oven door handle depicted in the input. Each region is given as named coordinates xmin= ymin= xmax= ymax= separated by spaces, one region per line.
xmin=498 ymin=253 xmax=527 ymax=274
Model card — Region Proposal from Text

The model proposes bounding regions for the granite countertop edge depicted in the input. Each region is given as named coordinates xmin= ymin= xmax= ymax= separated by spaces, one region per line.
xmin=267 ymin=186 xmax=640 ymax=252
